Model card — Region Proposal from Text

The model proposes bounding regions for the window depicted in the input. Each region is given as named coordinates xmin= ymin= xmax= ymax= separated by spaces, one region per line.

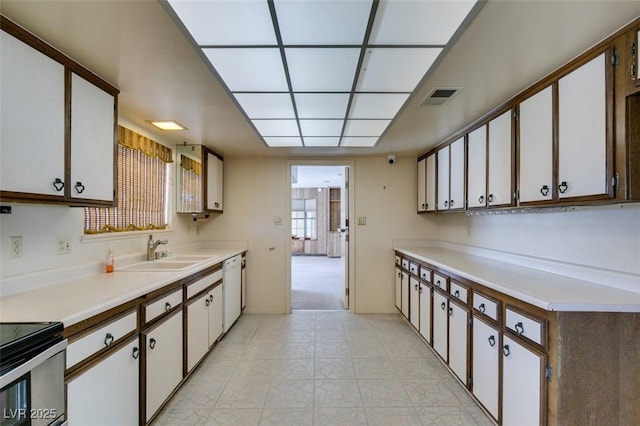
xmin=291 ymin=198 xmax=317 ymax=239
xmin=84 ymin=126 xmax=172 ymax=234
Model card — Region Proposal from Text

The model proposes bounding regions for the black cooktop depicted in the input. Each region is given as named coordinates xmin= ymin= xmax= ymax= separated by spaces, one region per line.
xmin=0 ymin=322 xmax=64 ymax=374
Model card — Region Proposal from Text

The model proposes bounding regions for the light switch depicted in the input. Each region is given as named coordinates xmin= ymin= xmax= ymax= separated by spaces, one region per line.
xmin=357 ymin=217 xmax=367 ymax=226
xmin=274 ymin=216 xmax=283 ymax=225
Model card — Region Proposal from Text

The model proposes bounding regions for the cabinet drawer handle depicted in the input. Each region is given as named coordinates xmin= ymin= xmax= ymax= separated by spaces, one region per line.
xmin=487 ymin=194 xmax=495 ymax=204
xmin=104 ymin=333 xmax=114 ymax=347
xmin=448 ymin=307 xmax=453 ymax=316
xmin=540 ymin=185 xmax=550 ymax=196
xmin=132 ymin=346 xmax=139 ymax=359
xmin=558 ymin=181 xmax=568 ymax=194
xmin=74 ymin=181 xmax=85 ymax=194
xmin=436 ymin=280 xmax=441 ymax=288
xmin=503 ymin=344 xmax=511 ymax=357
xmin=454 ymin=290 xmax=460 ymax=299
xmin=441 ymin=302 xmax=446 ymax=311
xmin=515 ymin=321 xmax=525 ymax=335
xmin=488 ymin=335 xmax=496 ymax=347
xmin=165 ymin=302 xmax=171 ymax=312
xmin=478 ymin=195 xmax=484 ymax=204
xmin=205 ymin=298 xmax=210 ymax=307
xmin=214 ymin=202 xmax=220 ymax=208
xmin=478 ymin=303 xmax=486 ymax=313
xmin=52 ymin=178 xmax=65 ymax=192
xmin=149 ymin=338 xmax=156 ymax=350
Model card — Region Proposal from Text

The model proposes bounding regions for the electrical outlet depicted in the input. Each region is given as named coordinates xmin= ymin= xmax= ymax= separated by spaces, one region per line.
xmin=9 ymin=236 xmax=23 ymax=258
xmin=357 ymin=217 xmax=367 ymax=226
xmin=274 ymin=216 xmax=283 ymax=225
xmin=56 ymin=236 xmax=72 ymax=255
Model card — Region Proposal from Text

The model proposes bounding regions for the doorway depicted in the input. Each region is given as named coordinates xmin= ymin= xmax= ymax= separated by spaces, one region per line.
xmin=289 ymin=164 xmax=350 ymax=311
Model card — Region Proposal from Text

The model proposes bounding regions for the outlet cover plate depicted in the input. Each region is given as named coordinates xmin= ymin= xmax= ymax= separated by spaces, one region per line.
xmin=10 ymin=236 xmax=23 ymax=258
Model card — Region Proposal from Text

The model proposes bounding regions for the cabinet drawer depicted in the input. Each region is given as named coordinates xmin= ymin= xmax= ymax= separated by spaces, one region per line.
xmin=419 ymin=266 xmax=431 ymax=282
xmin=433 ymin=273 xmax=448 ymax=291
xmin=187 ymin=269 xmax=222 ymax=299
xmin=145 ymin=289 xmax=182 ymax=323
xmin=401 ymin=259 xmax=409 ymax=270
xmin=449 ymin=281 xmax=468 ymax=304
xmin=67 ymin=311 xmax=137 ymax=369
xmin=409 ymin=262 xmax=419 ymax=276
xmin=473 ymin=293 xmax=499 ymax=321
xmin=506 ymin=308 xmax=544 ymax=346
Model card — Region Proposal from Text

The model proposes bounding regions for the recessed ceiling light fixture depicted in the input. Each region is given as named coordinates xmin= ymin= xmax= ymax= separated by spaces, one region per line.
xmin=148 ymin=120 xmax=188 ymax=131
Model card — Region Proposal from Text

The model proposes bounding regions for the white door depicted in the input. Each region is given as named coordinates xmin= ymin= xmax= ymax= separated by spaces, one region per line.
xmin=210 ymin=284 xmax=224 ymax=345
xmin=558 ymin=53 xmax=608 ymax=199
xmin=472 ymin=316 xmax=499 ymax=420
xmin=519 ymin=86 xmax=554 ymax=203
xmin=401 ymin=271 xmax=410 ymax=319
xmin=437 ymin=145 xmax=450 ymax=210
xmin=502 ymin=335 xmax=544 ymax=426
xmin=432 ymin=291 xmax=448 ymax=362
xmin=417 ymin=158 xmax=426 ymax=212
xmin=425 ymin=153 xmax=436 ymax=212
xmin=409 ymin=277 xmax=420 ymax=330
xmin=448 ymin=301 xmax=469 ymax=384
xmin=419 ymin=283 xmax=431 ymax=344
xmin=395 ymin=267 xmax=402 ymax=311
xmin=206 ymin=152 xmax=223 ymax=210
xmin=487 ymin=110 xmax=513 ymax=206
xmin=467 ymin=125 xmax=487 ymax=208
xmin=67 ymin=338 xmax=139 ymax=426
xmin=187 ymin=293 xmax=209 ymax=371
xmin=449 ymin=138 xmax=465 ymax=210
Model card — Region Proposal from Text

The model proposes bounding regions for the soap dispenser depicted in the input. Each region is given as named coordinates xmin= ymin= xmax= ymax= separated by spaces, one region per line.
xmin=106 ymin=247 xmax=114 ymax=273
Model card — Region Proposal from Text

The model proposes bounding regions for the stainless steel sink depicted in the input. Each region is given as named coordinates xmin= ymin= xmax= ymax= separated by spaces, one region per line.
xmin=162 ymin=255 xmax=212 ymax=262
xmin=118 ymin=260 xmax=201 ymax=272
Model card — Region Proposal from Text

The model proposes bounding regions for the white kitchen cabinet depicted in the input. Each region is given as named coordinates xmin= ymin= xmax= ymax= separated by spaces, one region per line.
xmin=519 ymin=86 xmax=554 ymax=203
xmin=472 ymin=316 xmax=500 ymax=421
xmin=0 ymin=30 xmax=66 ymax=198
xmin=467 ymin=125 xmax=487 ymax=208
xmin=487 ymin=110 xmax=513 ymax=207
xmin=417 ymin=157 xmax=427 ymax=212
xmin=410 ymin=277 xmax=420 ymax=330
xmin=395 ymin=267 xmax=402 ymax=312
xmin=437 ymin=145 xmax=450 ymax=211
xmin=241 ymin=255 xmax=247 ymax=310
xmin=209 ymin=284 xmax=223 ymax=345
xmin=206 ymin=151 xmax=224 ymax=211
xmin=425 ymin=153 xmax=436 ymax=212
xmin=448 ymin=299 xmax=469 ymax=385
xmin=432 ymin=291 xmax=448 ymax=362
xmin=418 ymin=283 xmax=431 ymax=344
xmin=187 ymin=284 xmax=223 ymax=371
xmin=401 ymin=270 xmax=410 ymax=319
xmin=67 ymin=337 xmax=139 ymax=426
xmin=450 ymin=138 xmax=465 ymax=210
xmin=502 ymin=335 xmax=545 ymax=426
xmin=145 ymin=310 xmax=183 ymax=422
xmin=69 ymin=72 xmax=115 ymax=202
xmin=558 ymin=53 xmax=609 ymax=199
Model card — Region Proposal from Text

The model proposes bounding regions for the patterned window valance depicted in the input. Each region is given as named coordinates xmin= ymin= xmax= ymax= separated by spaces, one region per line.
xmin=180 ymin=154 xmax=202 ymax=175
xmin=118 ymin=125 xmax=173 ymax=163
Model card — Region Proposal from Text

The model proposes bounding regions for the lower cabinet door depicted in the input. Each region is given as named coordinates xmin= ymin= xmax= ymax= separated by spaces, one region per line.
xmin=502 ymin=335 xmax=545 ymax=426
xmin=187 ymin=293 xmax=210 ymax=372
xmin=432 ymin=291 xmax=448 ymax=362
xmin=209 ymin=285 xmax=223 ymax=345
xmin=395 ymin=267 xmax=402 ymax=311
xmin=448 ymin=301 xmax=469 ymax=385
xmin=472 ymin=316 xmax=500 ymax=421
xmin=418 ymin=283 xmax=431 ymax=344
xmin=67 ymin=338 xmax=139 ymax=425
xmin=145 ymin=310 xmax=183 ymax=422
xmin=409 ymin=277 xmax=420 ymax=330
xmin=401 ymin=271 xmax=410 ymax=319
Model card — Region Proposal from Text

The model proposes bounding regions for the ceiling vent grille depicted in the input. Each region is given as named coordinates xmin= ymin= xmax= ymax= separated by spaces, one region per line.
xmin=420 ymin=87 xmax=462 ymax=106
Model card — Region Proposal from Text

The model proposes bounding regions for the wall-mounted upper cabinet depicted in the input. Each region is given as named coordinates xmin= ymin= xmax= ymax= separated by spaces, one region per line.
xmin=176 ymin=145 xmax=224 ymax=215
xmin=437 ymin=138 xmax=465 ymax=212
xmin=0 ymin=17 xmax=119 ymax=207
xmin=467 ymin=125 xmax=487 ymax=209
xmin=487 ymin=110 xmax=514 ymax=207
xmin=417 ymin=153 xmax=436 ymax=212
xmin=206 ymin=151 xmax=224 ymax=212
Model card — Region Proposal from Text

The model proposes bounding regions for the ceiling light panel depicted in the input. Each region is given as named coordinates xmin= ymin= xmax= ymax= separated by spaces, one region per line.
xmin=203 ymin=48 xmax=288 ymax=92
xmin=299 ymin=120 xmax=344 ymax=137
xmin=369 ymin=0 xmax=477 ymax=45
xmin=294 ymin=93 xmax=350 ymax=119
xmin=341 ymin=137 xmax=379 ymax=147
xmin=286 ymin=48 xmax=360 ymax=92
xmin=264 ymin=137 xmax=303 ymax=147
xmin=357 ymin=48 xmax=442 ymax=92
xmin=349 ymin=93 xmax=410 ymax=119
xmin=303 ymin=137 xmax=340 ymax=147
xmin=274 ymin=0 xmax=372 ymax=45
xmin=168 ymin=0 xmax=276 ymax=45
xmin=234 ymin=93 xmax=295 ymax=119
xmin=252 ymin=119 xmax=299 ymax=136
xmin=344 ymin=120 xmax=391 ymax=137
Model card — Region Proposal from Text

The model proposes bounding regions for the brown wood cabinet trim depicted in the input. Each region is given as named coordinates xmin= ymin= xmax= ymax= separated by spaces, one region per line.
xmin=471 ymin=290 xmax=502 ymax=325
xmin=449 ymin=297 xmax=472 ymax=388
xmin=186 ymin=279 xmax=223 ymax=302
xmin=63 ymin=301 xmax=140 ymax=340
xmin=141 ymin=287 xmax=184 ymax=327
xmin=449 ymin=279 xmax=470 ymax=305
xmin=503 ymin=303 xmax=549 ymax=351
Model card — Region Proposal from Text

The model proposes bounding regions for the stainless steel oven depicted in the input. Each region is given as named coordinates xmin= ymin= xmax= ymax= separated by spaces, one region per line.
xmin=0 ymin=323 xmax=66 ymax=426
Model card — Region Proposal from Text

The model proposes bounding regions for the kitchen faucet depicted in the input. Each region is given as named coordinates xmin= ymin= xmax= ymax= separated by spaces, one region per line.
xmin=147 ymin=235 xmax=168 ymax=261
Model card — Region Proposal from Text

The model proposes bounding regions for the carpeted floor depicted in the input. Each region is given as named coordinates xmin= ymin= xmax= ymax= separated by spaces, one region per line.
xmin=291 ymin=256 xmax=346 ymax=310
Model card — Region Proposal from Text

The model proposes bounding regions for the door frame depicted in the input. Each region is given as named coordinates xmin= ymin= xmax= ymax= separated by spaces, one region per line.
xmin=285 ymin=159 xmax=356 ymax=313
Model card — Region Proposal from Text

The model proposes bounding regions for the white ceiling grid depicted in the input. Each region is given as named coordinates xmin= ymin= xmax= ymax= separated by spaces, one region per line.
xmin=168 ymin=0 xmax=477 ymax=148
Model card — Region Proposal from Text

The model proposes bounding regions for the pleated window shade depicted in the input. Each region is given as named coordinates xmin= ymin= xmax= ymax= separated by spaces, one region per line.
xmin=179 ymin=154 xmax=202 ymax=213
xmin=84 ymin=127 xmax=172 ymax=234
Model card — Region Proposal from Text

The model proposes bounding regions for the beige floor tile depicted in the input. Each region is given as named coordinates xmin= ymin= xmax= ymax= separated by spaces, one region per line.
xmin=314 ymin=407 xmax=368 ymax=425
xmin=264 ymin=380 xmax=314 ymax=408
xmin=364 ymin=407 xmax=422 ymax=426
xmin=259 ymin=408 xmax=314 ymax=426
xmin=358 ymin=379 xmax=412 ymax=407
xmin=315 ymin=358 xmax=356 ymax=380
xmin=205 ymin=408 xmax=261 ymax=426
xmin=352 ymin=358 xmax=396 ymax=379
xmin=314 ymin=380 xmax=363 ymax=408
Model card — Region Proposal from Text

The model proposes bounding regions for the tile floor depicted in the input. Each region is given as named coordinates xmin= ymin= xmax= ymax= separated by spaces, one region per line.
xmin=154 ymin=311 xmax=494 ymax=425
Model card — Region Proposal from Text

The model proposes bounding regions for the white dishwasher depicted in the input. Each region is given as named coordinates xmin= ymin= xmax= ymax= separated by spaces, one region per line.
xmin=223 ymin=254 xmax=242 ymax=332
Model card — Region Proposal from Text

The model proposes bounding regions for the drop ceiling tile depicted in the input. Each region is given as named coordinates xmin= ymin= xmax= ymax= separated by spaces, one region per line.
xmin=286 ymin=48 xmax=360 ymax=92
xmin=343 ymin=120 xmax=391 ymax=137
xmin=294 ymin=93 xmax=350 ymax=119
xmin=234 ymin=93 xmax=295 ymax=119
xmin=303 ymin=137 xmax=340 ymax=147
xmin=252 ymin=119 xmax=299 ymax=136
xmin=203 ymin=48 xmax=288 ymax=92
xmin=168 ymin=0 xmax=276 ymax=45
xmin=341 ymin=137 xmax=379 ymax=147
xmin=275 ymin=0 xmax=372 ymax=45
xmin=349 ymin=93 xmax=410 ymax=119
xmin=264 ymin=137 xmax=303 ymax=147
xmin=299 ymin=120 xmax=344 ymax=137
xmin=357 ymin=48 xmax=442 ymax=92
xmin=369 ymin=0 xmax=476 ymax=45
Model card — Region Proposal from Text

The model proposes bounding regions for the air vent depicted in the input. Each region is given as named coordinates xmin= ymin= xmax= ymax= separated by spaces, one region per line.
xmin=420 ymin=87 xmax=462 ymax=106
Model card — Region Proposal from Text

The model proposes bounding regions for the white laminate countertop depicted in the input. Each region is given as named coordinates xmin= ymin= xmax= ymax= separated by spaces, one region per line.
xmin=394 ymin=246 xmax=640 ymax=313
xmin=0 ymin=247 xmax=245 ymax=327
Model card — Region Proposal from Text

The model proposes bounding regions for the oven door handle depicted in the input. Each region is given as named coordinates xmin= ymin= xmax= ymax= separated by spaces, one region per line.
xmin=0 ymin=339 xmax=67 ymax=388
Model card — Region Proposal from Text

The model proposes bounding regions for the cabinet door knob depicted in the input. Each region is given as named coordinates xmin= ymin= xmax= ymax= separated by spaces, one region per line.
xmin=149 ymin=338 xmax=157 ymax=350
xmin=205 ymin=298 xmax=210 ymax=307
xmin=74 ymin=181 xmax=85 ymax=194
xmin=436 ymin=280 xmax=441 ymax=288
xmin=441 ymin=302 xmax=446 ymax=311
xmin=210 ymin=295 xmax=214 ymax=302
xmin=132 ymin=346 xmax=139 ymax=359
xmin=540 ymin=185 xmax=550 ymax=196
xmin=503 ymin=344 xmax=511 ymax=357
xmin=478 ymin=195 xmax=484 ymax=204
xmin=558 ymin=181 xmax=568 ymax=194
xmin=454 ymin=290 xmax=460 ymax=299
xmin=443 ymin=200 xmax=448 ymax=207
xmin=478 ymin=303 xmax=486 ymax=313
xmin=488 ymin=335 xmax=496 ymax=347
xmin=448 ymin=307 xmax=453 ymax=316
xmin=165 ymin=302 xmax=171 ymax=312
xmin=414 ymin=284 xmax=418 ymax=291
xmin=418 ymin=286 xmax=422 ymax=294
xmin=52 ymin=178 xmax=65 ymax=192
xmin=104 ymin=333 xmax=114 ymax=347
xmin=450 ymin=199 xmax=454 ymax=206
xmin=487 ymin=194 xmax=495 ymax=204
xmin=515 ymin=322 xmax=525 ymax=335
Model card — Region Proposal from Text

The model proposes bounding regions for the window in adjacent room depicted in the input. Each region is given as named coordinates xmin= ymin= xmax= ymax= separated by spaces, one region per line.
xmin=291 ymin=198 xmax=317 ymax=239
xmin=84 ymin=126 xmax=172 ymax=234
